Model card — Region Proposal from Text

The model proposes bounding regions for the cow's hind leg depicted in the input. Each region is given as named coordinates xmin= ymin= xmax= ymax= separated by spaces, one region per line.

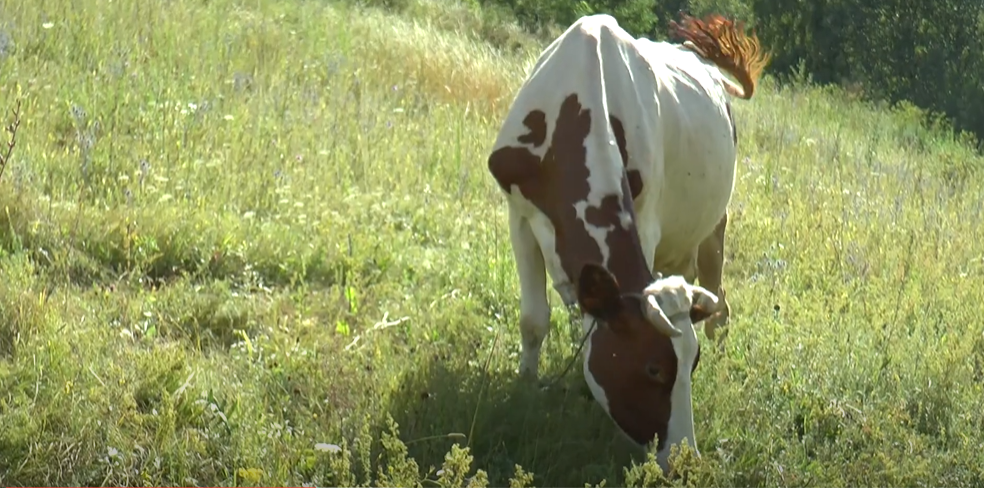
xmin=509 ymin=209 xmax=551 ymax=380
xmin=697 ymin=212 xmax=731 ymax=341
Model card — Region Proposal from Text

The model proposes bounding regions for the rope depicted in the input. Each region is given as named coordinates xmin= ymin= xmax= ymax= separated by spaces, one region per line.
xmin=544 ymin=314 xmax=596 ymax=389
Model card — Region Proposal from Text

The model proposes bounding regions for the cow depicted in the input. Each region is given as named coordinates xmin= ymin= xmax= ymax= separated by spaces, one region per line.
xmin=486 ymin=13 xmax=769 ymax=474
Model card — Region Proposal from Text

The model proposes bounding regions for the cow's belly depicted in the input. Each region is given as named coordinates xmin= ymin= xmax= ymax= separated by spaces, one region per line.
xmin=658 ymin=164 xmax=734 ymax=243
xmin=635 ymin=136 xmax=736 ymax=272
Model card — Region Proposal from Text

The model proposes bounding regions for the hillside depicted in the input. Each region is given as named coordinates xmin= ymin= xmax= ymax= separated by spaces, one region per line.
xmin=1 ymin=0 xmax=983 ymax=486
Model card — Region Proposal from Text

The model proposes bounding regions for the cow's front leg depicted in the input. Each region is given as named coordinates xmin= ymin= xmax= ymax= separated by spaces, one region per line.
xmin=509 ymin=210 xmax=551 ymax=380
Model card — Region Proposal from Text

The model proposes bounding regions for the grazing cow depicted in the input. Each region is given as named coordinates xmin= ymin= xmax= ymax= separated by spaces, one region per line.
xmin=486 ymin=13 xmax=769 ymax=473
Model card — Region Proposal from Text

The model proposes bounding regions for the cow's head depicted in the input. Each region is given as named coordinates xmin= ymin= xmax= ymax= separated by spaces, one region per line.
xmin=577 ymin=262 xmax=719 ymax=474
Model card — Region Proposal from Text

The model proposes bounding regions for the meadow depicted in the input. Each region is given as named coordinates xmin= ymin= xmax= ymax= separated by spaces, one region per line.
xmin=1 ymin=0 xmax=983 ymax=485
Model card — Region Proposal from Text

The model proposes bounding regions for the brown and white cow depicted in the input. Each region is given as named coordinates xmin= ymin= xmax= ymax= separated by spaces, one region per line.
xmin=486 ymin=13 xmax=769 ymax=473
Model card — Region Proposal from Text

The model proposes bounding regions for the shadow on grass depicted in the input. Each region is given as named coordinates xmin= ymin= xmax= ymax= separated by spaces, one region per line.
xmin=383 ymin=352 xmax=645 ymax=486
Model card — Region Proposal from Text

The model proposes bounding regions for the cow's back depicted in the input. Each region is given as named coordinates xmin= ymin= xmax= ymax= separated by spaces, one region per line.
xmin=489 ymin=14 xmax=738 ymax=287
xmin=488 ymin=14 xmax=645 ymax=292
xmin=509 ymin=16 xmax=735 ymax=240
xmin=490 ymin=13 xmax=636 ymax=171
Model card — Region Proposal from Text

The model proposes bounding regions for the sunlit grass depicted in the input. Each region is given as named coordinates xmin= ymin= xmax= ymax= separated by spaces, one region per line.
xmin=1 ymin=0 xmax=983 ymax=486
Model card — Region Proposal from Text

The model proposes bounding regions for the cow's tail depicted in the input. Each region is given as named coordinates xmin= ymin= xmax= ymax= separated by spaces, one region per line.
xmin=669 ymin=14 xmax=771 ymax=100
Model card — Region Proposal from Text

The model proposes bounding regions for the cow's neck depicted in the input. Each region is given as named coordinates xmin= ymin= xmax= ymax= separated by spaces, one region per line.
xmin=549 ymin=178 xmax=655 ymax=304
xmin=487 ymin=93 xmax=655 ymax=305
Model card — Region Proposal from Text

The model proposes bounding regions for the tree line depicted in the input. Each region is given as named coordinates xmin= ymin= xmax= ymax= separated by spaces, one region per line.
xmin=478 ymin=0 xmax=984 ymax=150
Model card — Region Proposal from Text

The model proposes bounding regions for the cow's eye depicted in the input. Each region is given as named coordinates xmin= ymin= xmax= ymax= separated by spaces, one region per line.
xmin=645 ymin=362 xmax=665 ymax=383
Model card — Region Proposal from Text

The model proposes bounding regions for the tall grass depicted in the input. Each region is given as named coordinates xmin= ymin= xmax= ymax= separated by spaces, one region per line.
xmin=0 ymin=0 xmax=982 ymax=486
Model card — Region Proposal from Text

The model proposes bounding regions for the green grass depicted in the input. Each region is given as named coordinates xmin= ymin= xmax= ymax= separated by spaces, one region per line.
xmin=1 ymin=0 xmax=983 ymax=486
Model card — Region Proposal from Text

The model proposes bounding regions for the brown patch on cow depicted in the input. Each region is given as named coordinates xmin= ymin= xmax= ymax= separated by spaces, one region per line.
xmin=579 ymin=270 xmax=712 ymax=448
xmin=691 ymin=342 xmax=701 ymax=376
xmin=518 ymin=110 xmax=547 ymax=147
xmin=575 ymin=264 xmax=677 ymax=447
xmin=587 ymin=302 xmax=679 ymax=447
xmin=626 ymin=171 xmax=643 ymax=200
xmin=725 ymin=102 xmax=737 ymax=146
xmin=487 ymin=146 xmax=539 ymax=192
xmin=609 ymin=115 xmax=643 ymax=200
xmin=487 ymin=94 xmax=651 ymax=292
xmin=609 ymin=115 xmax=629 ymax=165
xmin=577 ymin=262 xmax=711 ymax=449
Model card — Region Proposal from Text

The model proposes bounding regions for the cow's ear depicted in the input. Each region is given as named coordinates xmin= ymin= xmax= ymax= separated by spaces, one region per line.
xmin=688 ymin=285 xmax=720 ymax=324
xmin=577 ymin=263 xmax=623 ymax=321
xmin=689 ymin=304 xmax=714 ymax=324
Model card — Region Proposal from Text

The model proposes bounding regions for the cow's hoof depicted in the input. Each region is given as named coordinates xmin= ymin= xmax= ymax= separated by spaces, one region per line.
xmin=518 ymin=368 xmax=539 ymax=383
xmin=536 ymin=376 xmax=561 ymax=390
xmin=717 ymin=326 xmax=730 ymax=344
xmin=710 ymin=325 xmax=730 ymax=351
xmin=703 ymin=311 xmax=730 ymax=341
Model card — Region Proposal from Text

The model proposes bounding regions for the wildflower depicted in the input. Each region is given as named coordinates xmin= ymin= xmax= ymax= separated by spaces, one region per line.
xmin=314 ymin=443 xmax=341 ymax=453
xmin=236 ymin=468 xmax=264 ymax=483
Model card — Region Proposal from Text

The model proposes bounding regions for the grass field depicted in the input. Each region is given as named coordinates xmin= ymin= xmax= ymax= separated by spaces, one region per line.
xmin=1 ymin=0 xmax=984 ymax=485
